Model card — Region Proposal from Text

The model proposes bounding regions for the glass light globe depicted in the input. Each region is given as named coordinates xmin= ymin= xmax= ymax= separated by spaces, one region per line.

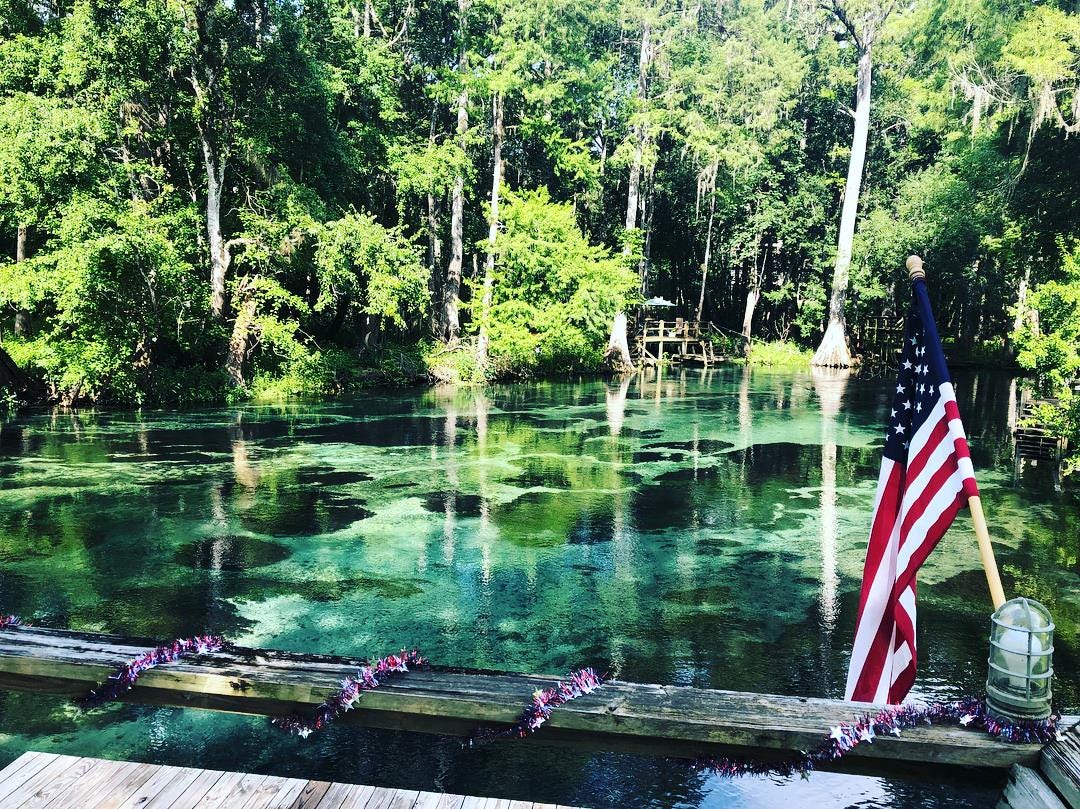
xmin=986 ymin=597 xmax=1054 ymax=721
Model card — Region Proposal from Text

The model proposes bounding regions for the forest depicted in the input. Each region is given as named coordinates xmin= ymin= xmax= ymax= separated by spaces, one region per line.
xmin=0 ymin=0 xmax=1078 ymax=452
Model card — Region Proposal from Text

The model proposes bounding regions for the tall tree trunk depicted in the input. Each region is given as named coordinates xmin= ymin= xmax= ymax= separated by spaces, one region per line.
xmin=476 ymin=92 xmax=503 ymax=369
xmin=604 ymin=312 xmax=634 ymax=373
xmin=426 ymin=104 xmax=443 ymax=338
xmin=742 ymin=287 xmax=760 ymax=347
xmin=14 ymin=225 xmax=31 ymax=338
xmin=441 ymin=0 xmax=470 ymax=343
xmin=742 ymin=248 xmax=766 ymax=349
xmin=812 ymin=43 xmax=872 ymax=368
xmin=696 ymin=192 xmax=716 ymax=322
xmin=616 ymin=22 xmax=651 ymax=345
xmin=225 ymin=284 xmax=257 ymax=389
xmin=624 ymin=22 xmax=651 ymax=236
xmin=1008 ymin=264 xmax=1031 ymax=356
xmin=639 ymin=165 xmax=656 ymax=292
xmin=202 ymin=138 xmax=230 ymax=321
xmin=188 ymin=0 xmax=231 ymax=323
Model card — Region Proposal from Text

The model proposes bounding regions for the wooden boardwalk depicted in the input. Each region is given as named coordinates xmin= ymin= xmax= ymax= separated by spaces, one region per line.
xmin=0 ymin=626 xmax=1075 ymax=778
xmin=998 ymin=721 xmax=1080 ymax=808
xmin=0 ymin=752 xmax=575 ymax=809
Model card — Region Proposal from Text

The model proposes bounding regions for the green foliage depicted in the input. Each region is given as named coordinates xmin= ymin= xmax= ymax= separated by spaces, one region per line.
xmin=1015 ymin=240 xmax=1080 ymax=395
xmin=0 ymin=199 xmax=206 ymax=403
xmin=315 ymin=212 xmax=429 ymax=325
xmin=0 ymin=0 xmax=1079 ymax=407
xmin=478 ymin=187 xmax=638 ymax=377
xmin=1013 ymin=239 xmax=1080 ymax=475
xmin=746 ymin=340 xmax=813 ymax=369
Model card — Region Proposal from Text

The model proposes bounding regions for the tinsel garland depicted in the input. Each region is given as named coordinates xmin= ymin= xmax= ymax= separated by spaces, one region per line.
xmin=691 ymin=697 xmax=1062 ymax=780
xmin=80 ymin=635 xmax=224 ymax=709
xmin=0 ymin=614 xmax=1062 ymax=781
xmin=466 ymin=667 xmax=606 ymax=747
xmin=271 ymin=649 xmax=426 ymax=738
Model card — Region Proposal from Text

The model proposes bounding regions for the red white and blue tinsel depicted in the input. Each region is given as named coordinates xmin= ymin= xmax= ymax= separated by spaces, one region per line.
xmin=271 ymin=649 xmax=426 ymax=738
xmin=466 ymin=667 xmax=606 ymax=747
xmin=692 ymin=697 xmax=1062 ymax=779
xmin=0 ymin=616 xmax=1063 ymax=779
xmin=80 ymin=635 xmax=224 ymax=709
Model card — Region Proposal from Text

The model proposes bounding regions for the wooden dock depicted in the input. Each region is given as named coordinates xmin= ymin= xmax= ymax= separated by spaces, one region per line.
xmin=0 ymin=626 xmax=1074 ymax=779
xmin=997 ymin=721 xmax=1080 ymax=808
xmin=636 ymin=319 xmax=718 ymax=366
xmin=1013 ymin=385 xmax=1072 ymax=489
xmin=0 ymin=751 xmax=573 ymax=808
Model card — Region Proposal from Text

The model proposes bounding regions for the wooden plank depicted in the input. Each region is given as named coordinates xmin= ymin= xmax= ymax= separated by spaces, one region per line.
xmin=0 ymin=627 xmax=1070 ymax=775
xmin=386 ymin=790 xmax=422 ymax=809
xmin=288 ymin=780 xmax=332 ymax=809
xmin=60 ymin=759 xmax=143 ymax=809
xmin=44 ymin=757 xmax=127 ymax=809
xmin=0 ymin=754 xmax=576 ymax=809
xmin=0 ymin=754 xmax=82 ymax=807
xmin=190 ymin=770 xmax=246 ymax=806
xmin=111 ymin=764 xmax=190 ymax=807
xmin=356 ymin=790 xmax=403 ymax=807
xmin=91 ymin=762 xmax=165 ymax=809
xmin=0 ymin=751 xmax=47 ymax=794
xmin=313 ymin=782 xmax=358 ymax=809
xmin=1042 ymin=724 xmax=1080 ymax=809
xmin=197 ymin=771 xmax=267 ymax=809
xmin=237 ymin=775 xmax=297 ymax=809
xmin=166 ymin=768 xmax=227 ymax=808
xmin=997 ymin=763 xmax=1066 ymax=809
xmin=263 ymin=778 xmax=311 ymax=809
xmin=328 ymin=783 xmax=374 ymax=808
xmin=140 ymin=766 xmax=205 ymax=808
xmin=20 ymin=755 xmax=99 ymax=808
xmin=252 ymin=777 xmax=309 ymax=809
xmin=413 ymin=793 xmax=466 ymax=809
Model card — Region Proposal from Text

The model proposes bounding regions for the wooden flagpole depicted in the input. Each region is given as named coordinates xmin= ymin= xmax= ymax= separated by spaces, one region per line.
xmin=906 ymin=255 xmax=1007 ymax=610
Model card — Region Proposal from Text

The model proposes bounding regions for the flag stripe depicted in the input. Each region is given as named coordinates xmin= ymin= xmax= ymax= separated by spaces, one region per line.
xmin=846 ymin=281 xmax=979 ymax=704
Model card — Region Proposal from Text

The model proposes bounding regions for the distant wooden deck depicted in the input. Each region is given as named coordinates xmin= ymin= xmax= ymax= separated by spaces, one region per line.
xmin=636 ymin=319 xmax=719 ymax=366
xmin=0 ymin=751 xmax=571 ymax=808
xmin=0 ymin=626 xmax=1073 ymax=779
xmin=1012 ymin=385 xmax=1072 ymax=489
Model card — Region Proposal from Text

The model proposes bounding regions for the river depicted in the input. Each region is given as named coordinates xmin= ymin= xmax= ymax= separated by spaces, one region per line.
xmin=0 ymin=367 xmax=1076 ymax=807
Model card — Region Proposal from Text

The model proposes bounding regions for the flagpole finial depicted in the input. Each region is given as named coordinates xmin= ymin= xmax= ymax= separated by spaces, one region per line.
xmin=906 ymin=255 xmax=925 ymax=281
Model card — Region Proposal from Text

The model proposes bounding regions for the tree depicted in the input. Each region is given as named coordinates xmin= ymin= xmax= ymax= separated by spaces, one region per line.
xmin=439 ymin=0 xmax=473 ymax=343
xmin=812 ymin=0 xmax=895 ymax=367
xmin=483 ymin=188 xmax=638 ymax=374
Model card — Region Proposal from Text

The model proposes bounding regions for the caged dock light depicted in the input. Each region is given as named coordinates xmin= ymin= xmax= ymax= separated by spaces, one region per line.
xmin=985 ymin=597 xmax=1054 ymax=722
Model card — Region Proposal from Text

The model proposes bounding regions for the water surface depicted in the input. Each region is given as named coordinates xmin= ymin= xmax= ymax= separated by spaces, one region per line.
xmin=0 ymin=367 xmax=1076 ymax=808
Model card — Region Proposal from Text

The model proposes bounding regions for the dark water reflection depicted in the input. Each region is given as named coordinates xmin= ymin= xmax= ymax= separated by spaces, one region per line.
xmin=0 ymin=367 xmax=1076 ymax=808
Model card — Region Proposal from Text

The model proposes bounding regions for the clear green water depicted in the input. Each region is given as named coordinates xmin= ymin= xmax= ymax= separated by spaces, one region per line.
xmin=0 ymin=367 xmax=1076 ymax=808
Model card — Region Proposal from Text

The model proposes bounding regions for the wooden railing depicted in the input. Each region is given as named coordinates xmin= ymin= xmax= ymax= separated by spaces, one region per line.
xmin=852 ymin=316 xmax=905 ymax=368
xmin=0 ymin=625 xmax=1072 ymax=774
xmin=636 ymin=318 xmax=735 ymax=364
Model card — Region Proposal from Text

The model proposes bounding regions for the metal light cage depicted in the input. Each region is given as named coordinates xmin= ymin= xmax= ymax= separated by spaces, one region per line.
xmin=985 ymin=597 xmax=1054 ymax=721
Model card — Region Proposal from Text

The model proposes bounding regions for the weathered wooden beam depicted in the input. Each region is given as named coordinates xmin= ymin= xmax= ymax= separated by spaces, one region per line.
xmin=997 ymin=764 xmax=1067 ymax=809
xmin=1042 ymin=724 xmax=1080 ymax=809
xmin=0 ymin=627 xmax=1072 ymax=777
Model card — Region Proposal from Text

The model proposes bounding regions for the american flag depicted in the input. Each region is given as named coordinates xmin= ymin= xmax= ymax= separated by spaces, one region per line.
xmin=845 ymin=277 xmax=980 ymax=704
